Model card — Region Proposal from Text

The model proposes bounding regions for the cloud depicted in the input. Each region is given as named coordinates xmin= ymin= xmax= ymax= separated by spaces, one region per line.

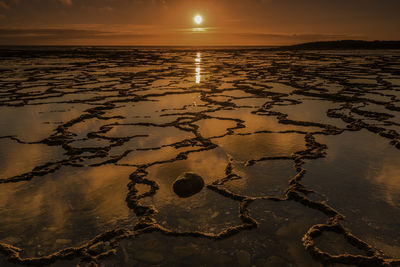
xmin=235 ymin=32 xmax=361 ymax=43
xmin=0 ymin=27 xmax=157 ymax=45
xmin=0 ymin=28 xmax=116 ymax=38
xmin=0 ymin=1 xmax=10 ymax=9
xmin=0 ymin=26 xmax=363 ymax=46
xmin=57 ymin=0 xmax=72 ymax=5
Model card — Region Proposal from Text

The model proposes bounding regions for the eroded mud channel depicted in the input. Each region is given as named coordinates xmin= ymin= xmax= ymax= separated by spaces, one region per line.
xmin=0 ymin=48 xmax=399 ymax=266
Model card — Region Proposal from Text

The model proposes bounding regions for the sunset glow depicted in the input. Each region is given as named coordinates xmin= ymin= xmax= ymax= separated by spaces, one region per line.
xmin=0 ymin=0 xmax=399 ymax=266
xmin=194 ymin=15 xmax=203 ymax=25
xmin=0 ymin=1 xmax=399 ymax=48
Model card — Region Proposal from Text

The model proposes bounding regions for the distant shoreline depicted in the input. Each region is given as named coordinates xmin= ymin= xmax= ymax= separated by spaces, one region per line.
xmin=272 ymin=40 xmax=400 ymax=51
xmin=0 ymin=40 xmax=400 ymax=51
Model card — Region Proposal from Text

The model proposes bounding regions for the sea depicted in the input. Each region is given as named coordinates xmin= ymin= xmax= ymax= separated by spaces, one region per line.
xmin=0 ymin=47 xmax=399 ymax=266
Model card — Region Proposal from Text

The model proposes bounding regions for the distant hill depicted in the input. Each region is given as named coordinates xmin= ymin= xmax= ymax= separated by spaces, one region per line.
xmin=274 ymin=40 xmax=400 ymax=50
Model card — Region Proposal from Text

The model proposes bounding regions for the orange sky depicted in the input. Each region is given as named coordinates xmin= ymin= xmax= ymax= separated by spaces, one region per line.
xmin=0 ymin=0 xmax=399 ymax=46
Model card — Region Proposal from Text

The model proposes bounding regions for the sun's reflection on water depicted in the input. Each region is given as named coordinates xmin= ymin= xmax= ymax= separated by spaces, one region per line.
xmin=195 ymin=52 xmax=201 ymax=84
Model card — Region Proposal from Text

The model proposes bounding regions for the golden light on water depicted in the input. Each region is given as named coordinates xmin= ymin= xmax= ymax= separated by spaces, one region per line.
xmin=195 ymin=52 xmax=201 ymax=84
xmin=194 ymin=15 xmax=203 ymax=25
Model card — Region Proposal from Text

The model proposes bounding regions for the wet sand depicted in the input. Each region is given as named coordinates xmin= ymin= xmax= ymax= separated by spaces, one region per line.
xmin=0 ymin=48 xmax=399 ymax=266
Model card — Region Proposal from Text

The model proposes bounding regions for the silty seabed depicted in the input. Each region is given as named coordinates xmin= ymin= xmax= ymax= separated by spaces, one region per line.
xmin=0 ymin=48 xmax=399 ymax=266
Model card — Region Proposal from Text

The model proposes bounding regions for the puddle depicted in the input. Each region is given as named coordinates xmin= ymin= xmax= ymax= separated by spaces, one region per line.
xmin=0 ymin=139 xmax=65 ymax=179
xmin=0 ymin=165 xmax=136 ymax=256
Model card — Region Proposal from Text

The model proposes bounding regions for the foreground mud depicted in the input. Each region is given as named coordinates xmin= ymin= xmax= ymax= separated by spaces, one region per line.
xmin=0 ymin=48 xmax=399 ymax=266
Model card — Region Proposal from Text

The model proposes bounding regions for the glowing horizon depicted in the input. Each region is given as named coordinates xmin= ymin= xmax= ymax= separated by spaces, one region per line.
xmin=0 ymin=0 xmax=399 ymax=46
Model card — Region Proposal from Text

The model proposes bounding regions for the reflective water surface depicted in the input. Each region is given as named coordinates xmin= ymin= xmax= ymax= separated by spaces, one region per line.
xmin=0 ymin=48 xmax=399 ymax=266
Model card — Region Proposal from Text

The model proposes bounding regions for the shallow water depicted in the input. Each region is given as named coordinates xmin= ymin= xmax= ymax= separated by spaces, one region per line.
xmin=0 ymin=48 xmax=399 ymax=266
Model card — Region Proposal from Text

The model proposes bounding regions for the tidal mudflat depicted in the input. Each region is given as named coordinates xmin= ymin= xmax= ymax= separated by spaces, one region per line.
xmin=0 ymin=48 xmax=399 ymax=266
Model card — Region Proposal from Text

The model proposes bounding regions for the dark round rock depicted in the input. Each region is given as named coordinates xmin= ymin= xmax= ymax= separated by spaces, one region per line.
xmin=173 ymin=172 xmax=204 ymax=198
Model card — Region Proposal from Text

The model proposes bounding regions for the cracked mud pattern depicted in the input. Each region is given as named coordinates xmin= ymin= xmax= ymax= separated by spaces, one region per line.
xmin=0 ymin=48 xmax=400 ymax=266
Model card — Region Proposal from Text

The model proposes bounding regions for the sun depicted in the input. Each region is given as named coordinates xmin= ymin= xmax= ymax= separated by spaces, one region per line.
xmin=194 ymin=15 xmax=203 ymax=25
